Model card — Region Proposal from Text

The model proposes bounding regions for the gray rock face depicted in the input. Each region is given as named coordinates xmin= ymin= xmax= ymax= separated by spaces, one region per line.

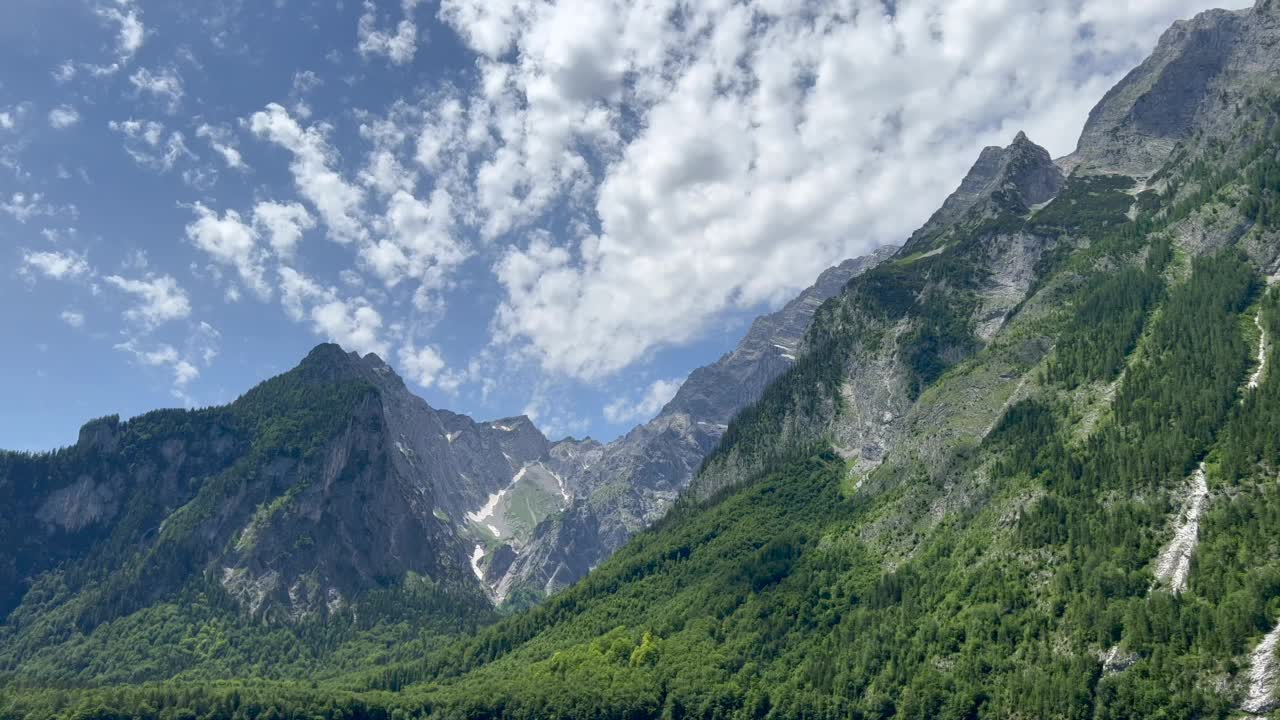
xmin=668 ymin=247 xmax=900 ymax=425
xmin=905 ymin=132 xmax=1065 ymax=253
xmin=1063 ymin=1 xmax=1280 ymax=176
xmin=218 ymin=346 xmax=568 ymax=615
xmin=490 ymin=245 xmax=898 ymax=601
xmin=696 ymin=130 xmax=1067 ymax=503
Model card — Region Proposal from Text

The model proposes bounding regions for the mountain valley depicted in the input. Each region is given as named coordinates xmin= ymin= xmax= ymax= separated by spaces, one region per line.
xmin=6 ymin=1 xmax=1280 ymax=718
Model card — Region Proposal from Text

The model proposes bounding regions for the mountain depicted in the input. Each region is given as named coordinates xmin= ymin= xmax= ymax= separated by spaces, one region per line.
xmin=8 ymin=1 xmax=1280 ymax=717
xmin=0 ymin=249 xmax=896 ymax=681
xmin=0 ymin=345 xmax=557 ymax=681
xmin=485 ymin=245 xmax=897 ymax=603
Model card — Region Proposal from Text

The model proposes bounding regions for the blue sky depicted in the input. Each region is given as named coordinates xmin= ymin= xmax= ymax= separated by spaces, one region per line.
xmin=1 ymin=0 xmax=1232 ymax=450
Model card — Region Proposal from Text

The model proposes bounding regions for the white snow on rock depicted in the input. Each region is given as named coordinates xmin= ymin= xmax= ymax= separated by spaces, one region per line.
xmin=1243 ymin=620 xmax=1280 ymax=715
xmin=548 ymin=467 xmax=571 ymax=503
xmin=466 ymin=491 xmax=502 ymax=524
xmin=1151 ymin=463 xmax=1209 ymax=594
xmin=469 ymin=545 xmax=486 ymax=581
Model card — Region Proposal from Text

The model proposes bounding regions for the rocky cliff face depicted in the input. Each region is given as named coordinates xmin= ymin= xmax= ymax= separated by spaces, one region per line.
xmin=0 ymin=345 xmax=562 ymax=626
xmin=694 ymin=127 xmax=1073 ymax=503
xmin=1063 ymin=0 xmax=1280 ymax=177
xmin=483 ymin=246 xmax=899 ymax=602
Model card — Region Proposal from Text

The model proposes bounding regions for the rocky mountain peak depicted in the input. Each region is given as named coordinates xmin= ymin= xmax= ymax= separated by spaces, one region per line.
xmin=904 ymin=131 xmax=1063 ymax=252
xmin=294 ymin=342 xmax=408 ymax=395
xmin=1000 ymin=131 xmax=1064 ymax=206
xmin=1061 ymin=1 xmax=1280 ymax=176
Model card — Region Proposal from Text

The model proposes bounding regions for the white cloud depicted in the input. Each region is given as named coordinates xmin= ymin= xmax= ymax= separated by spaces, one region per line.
xmin=114 ymin=339 xmax=202 ymax=404
xmin=105 ymin=273 xmax=192 ymax=327
xmin=357 ymin=0 xmax=423 ymax=65
xmin=423 ymin=0 xmax=1230 ymax=380
xmin=21 ymin=249 xmax=90 ymax=280
xmin=603 ymin=377 xmax=682 ymax=425
xmin=196 ymin=124 xmax=246 ymax=170
xmin=48 ymin=106 xmax=80 ymax=129
xmin=368 ymin=188 xmax=466 ymax=298
xmin=399 ymin=342 xmax=446 ymax=388
xmin=278 ymin=266 xmax=326 ymax=320
xmin=190 ymin=321 xmax=221 ymax=365
xmin=109 ymin=119 xmax=195 ymax=172
xmin=276 ymin=266 xmax=389 ymax=357
xmin=53 ymin=62 xmax=77 ymax=84
xmin=90 ymin=0 xmax=145 ymax=75
xmin=250 ymin=101 xmax=469 ymax=310
xmin=61 ymin=310 xmax=86 ymax=328
xmin=130 ymin=67 xmax=184 ymax=113
xmin=0 ymin=111 xmax=14 ymax=130
xmin=184 ymin=202 xmax=271 ymax=299
xmin=249 ymin=103 xmax=367 ymax=243
xmin=253 ymin=201 xmax=315 ymax=257
xmin=311 ymin=297 xmax=389 ymax=357
xmin=4 ymin=193 xmax=64 ymax=223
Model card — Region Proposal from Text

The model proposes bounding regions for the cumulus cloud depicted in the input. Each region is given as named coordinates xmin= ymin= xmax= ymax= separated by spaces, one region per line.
xmin=249 ymin=103 xmax=368 ymax=244
xmin=87 ymin=0 xmax=145 ymax=75
xmin=253 ymin=201 xmax=315 ymax=257
xmin=104 ymin=273 xmax=192 ymax=327
xmin=109 ymin=119 xmax=195 ymax=172
xmin=358 ymin=0 xmax=424 ymax=65
xmin=195 ymin=124 xmax=245 ymax=169
xmin=184 ymin=203 xmax=271 ymax=299
xmin=48 ymin=106 xmax=80 ymax=129
xmin=603 ymin=377 xmax=682 ymax=425
xmin=418 ymin=0 xmax=1232 ymax=380
xmin=248 ymin=101 xmax=469 ymax=311
xmin=20 ymin=249 xmax=91 ymax=280
xmin=311 ymin=296 xmax=389 ymax=357
xmin=129 ymin=67 xmax=184 ymax=113
xmin=276 ymin=266 xmax=389 ymax=356
xmin=399 ymin=342 xmax=446 ymax=388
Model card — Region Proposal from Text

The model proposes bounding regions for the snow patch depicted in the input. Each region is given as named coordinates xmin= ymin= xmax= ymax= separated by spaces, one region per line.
xmin=547 ymin=466 xmax=571 ymax=503
xmin=1243 ymin=620 xmax=1280 ymax=714
xmin=469 ymin=545 xmax=485 ymax=581
xmin=492 ymin=423 xmax=515 ymax=432
xmin=466 ymin=464 xmax=538 ymax=538
xmin=467 ymin=487 xmax=508 ymax=525
xmin=445 ymin=431 xmax=461 ymax=443
xmin=1150 ymin=463 xmax=1209 ymax=594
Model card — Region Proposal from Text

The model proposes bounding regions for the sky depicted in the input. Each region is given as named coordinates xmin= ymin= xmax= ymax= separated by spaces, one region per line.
xmin=0 ymin=0 xmax=1237 ymax=451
